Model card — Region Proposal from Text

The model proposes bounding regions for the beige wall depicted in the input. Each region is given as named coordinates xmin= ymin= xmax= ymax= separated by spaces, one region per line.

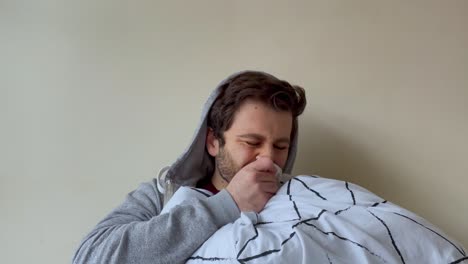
xmin=2 ymin=1 xmax=467 ymax=263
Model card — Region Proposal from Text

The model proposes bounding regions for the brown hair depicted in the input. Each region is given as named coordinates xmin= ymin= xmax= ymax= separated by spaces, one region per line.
xmin=208 ymin=71 xmax=306 ymax=146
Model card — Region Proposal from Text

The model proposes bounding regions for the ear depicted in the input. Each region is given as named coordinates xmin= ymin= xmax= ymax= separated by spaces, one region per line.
xmin=206 ymin=128 xmax=219 ymax=157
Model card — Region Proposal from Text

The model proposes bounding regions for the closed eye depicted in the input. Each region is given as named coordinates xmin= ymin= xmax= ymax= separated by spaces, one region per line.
xmin=245 ymin=141 xmax=260 ymax=147
xmin=274 ymin=145 xmax=289 ymax=150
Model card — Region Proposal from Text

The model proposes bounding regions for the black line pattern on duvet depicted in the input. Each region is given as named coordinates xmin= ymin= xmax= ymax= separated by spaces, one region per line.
xmin=450 ymin=256 xmax=468 ymax=264
xmin=345 ymin=182 xmax=356 ymax=205
xmin=254 ymin=219 xmax=299 ymax=226
xmin=254 ymin=221 xmax=273 ymax=226
xmin=291 ymin=208 xmax=385 ymax=262
xmin=287 ymin=180 xmax=301 ymax=220
xmin=237 ymin=224 xmax=259 ymax=259
xmin=371 ymin=200 xmax=387 ymax=207
xmin=292 ymin=210 xmax=327 ymax=228
xmin=191 ymin=179 xmax=386 ymax=263
xmin=301 ymin=221 xmax=387 ymax=263
xmin=237 ymin=232 xmax=296 ymax=263
xmin=393 ymin=212 xmax=466 ymax=257
xmin=187 ymin=256 xmax=230 ymax=261
xmin=369 ymin=210 xmax=405 ymax=264
xmin=236 ymin=184 xmax=326 ymax=262
xmin=187 ymin=177 xmax=464 ymax=263
xmin=335 ymin=206 xmax=352 ymax=215
xmin=292 ymin=177 xmax=327 ymax=200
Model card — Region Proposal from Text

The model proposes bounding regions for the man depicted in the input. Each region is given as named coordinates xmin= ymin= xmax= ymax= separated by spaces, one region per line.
xmin=72 ymin=71 xmax=306 ymax=264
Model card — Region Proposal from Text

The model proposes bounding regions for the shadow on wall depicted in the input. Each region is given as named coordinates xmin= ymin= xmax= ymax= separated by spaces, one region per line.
xmin=293 ymin=116 xmax=410 ymax=202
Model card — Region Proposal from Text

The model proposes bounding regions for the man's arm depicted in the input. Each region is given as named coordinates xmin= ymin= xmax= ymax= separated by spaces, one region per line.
xmin=72 ymin=178 xmax=240 ymax=264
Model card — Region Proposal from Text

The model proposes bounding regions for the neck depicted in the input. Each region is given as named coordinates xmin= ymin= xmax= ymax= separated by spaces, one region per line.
xmin=211 ymin=172 xmax=229 ymax=190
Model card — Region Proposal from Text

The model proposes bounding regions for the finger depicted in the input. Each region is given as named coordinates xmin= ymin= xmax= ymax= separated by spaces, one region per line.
xmin=260 ymin=192 xmax=275 ymax=203
xmin=252 ymin=172 xmax=278 ymax=182
xmin=260 ymin=182 xmax=279 ymax=194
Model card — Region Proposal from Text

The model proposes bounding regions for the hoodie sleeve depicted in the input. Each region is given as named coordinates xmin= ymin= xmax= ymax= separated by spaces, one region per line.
xmin=72 ymin=178 xmax=240 ymax=264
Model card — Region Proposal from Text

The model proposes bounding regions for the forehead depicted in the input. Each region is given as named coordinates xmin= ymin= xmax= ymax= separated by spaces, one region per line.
xmin=226 ymin=99 xmax=293 ymax=138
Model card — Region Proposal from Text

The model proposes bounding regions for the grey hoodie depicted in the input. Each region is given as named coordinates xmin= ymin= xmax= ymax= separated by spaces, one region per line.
xmin=72 ymin=71 xmax=300 ymax=264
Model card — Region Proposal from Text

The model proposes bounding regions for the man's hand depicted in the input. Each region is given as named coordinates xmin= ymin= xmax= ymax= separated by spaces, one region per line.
xmin=226 ymin=157 xmax=279 ymax=213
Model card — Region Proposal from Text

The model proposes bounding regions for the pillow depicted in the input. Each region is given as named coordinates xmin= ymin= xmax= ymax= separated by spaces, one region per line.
xmin=186 ymin=175 xmax=467 ymax=263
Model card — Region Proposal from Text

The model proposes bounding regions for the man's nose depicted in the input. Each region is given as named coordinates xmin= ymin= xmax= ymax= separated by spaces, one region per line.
xmin=258 ymin=145 xmax=275 ymax=160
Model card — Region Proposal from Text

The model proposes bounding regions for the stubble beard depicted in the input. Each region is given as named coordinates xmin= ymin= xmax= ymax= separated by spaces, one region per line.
xmin=215 ymin=146 xmax=240 ymax=184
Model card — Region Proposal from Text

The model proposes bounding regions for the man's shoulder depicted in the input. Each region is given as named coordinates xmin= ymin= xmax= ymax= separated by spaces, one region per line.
xmin=121 ymin=178 xmax=164 ymax=213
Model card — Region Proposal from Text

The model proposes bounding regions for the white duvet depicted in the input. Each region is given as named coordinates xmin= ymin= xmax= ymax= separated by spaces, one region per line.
xmin=164 ymin=175 xmax=467 ymax=264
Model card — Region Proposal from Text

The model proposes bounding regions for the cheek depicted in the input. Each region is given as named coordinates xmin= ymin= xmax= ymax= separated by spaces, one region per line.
xmin=275 ymin=151 xmax=289 ymax=168
xmin=235 ymin=145 xmax=258 ymax=167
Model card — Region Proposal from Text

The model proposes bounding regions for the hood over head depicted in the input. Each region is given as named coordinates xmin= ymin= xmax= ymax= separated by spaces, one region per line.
xmin=158 ymin=70 xmax=302 ymax=194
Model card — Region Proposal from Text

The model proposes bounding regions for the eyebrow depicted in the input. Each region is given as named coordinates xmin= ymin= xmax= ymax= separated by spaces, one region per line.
xmin=237 ymin=134 xmax=290 ymax=144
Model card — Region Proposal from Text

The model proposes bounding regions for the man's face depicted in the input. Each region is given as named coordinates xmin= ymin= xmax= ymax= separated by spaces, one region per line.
xmin=208 ymin=99 xmax=293 ymax=183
